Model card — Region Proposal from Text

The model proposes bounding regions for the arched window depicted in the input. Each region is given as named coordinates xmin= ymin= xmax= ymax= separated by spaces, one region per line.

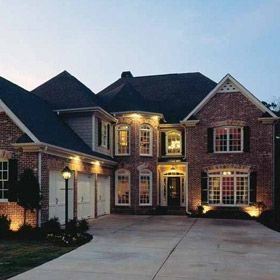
xmin=139 ymin=169 xmax=152 ymax=206
xmin=166 ymin=131 xmax=181 ymax=155
xmin=208 ymin=169 xmax=249 ymax=205
xmin=139 ymin=124 xmax=152 ymax=156
xmin=115 ymin=169 xmax=130 ymax=205
xmin=115 ymin=125 xmax=130 ymax=155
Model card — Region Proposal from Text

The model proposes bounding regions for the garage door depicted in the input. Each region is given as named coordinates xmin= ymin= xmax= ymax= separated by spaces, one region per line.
xmin=49 ymin=171 xmax=74 ymax=224
xmin=77 ymin=173 xmax=95 ymax=220
xmin=97 ymin=175 xmax=110 ymax=216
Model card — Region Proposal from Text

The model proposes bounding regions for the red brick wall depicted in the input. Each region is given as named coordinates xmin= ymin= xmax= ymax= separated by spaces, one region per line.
xmin=0 ymin=112 xmax=37 ymax=228
xmin=112 ymin=114 xmax=159 ymax=213
xmin=187 ymin=92 xmax=274 ymax=210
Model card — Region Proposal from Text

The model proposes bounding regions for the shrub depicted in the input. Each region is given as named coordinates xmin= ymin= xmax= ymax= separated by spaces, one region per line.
xmin=204 ymin=209 xmax=252 ymax=220
xmin=197 ymin=205 xmax=204 ymax=216
xmin=42 ymin=218 xmax=61 ymax=234
xmin=16 ymin=224 xmax=44 ymax=240
xmin=78 ymin=219 xmax=89 ymax=233
xmin=0 ymin=215 xmax=11 ymax=238
xmin=258 ymin=210 xmax=280 ymax=232
xmin=65 ymin=218 xmax=89 ymax=234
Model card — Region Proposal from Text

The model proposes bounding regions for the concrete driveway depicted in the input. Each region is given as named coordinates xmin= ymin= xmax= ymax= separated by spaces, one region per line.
xmin=12 ymin=215 xmax=280 ymax=280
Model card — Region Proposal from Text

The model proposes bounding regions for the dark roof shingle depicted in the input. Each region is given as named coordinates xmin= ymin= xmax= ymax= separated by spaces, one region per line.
xmin=32 ymin=71 xmax=100 ymax=109
xmin=98 ymin=72 xmax=217 ymax=123
xmin=0 ymin=76 xmax=113 ymax=161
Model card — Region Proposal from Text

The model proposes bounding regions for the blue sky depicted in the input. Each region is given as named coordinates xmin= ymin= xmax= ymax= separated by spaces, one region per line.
xmin=0 ymin=0 xmax=279 ymax=102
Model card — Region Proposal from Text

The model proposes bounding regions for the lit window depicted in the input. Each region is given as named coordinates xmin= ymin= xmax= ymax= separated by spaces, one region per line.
xmin=139 ymin=124 xmax=152 ymax=156
xmin=115 ymin=169 xmax=130 ymax=205
xmin=101 ymin=121 xmax=109 ymax=148
xmin=166 ymin=131 xmax=181 ymax=155
xmin=139 ymin=169 xmax=152 ymax=205
xmin=115 ymin=125 xmax=130 ymax=155
xmin=208 ymin=170 xmax=249 ymax=205
xmin=0 ymin=161 xmax=8 ymax=200
xmin=214 ymin=127 xmax=243 ymax=152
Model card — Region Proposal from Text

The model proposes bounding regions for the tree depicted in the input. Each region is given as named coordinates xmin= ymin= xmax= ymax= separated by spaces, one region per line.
xmin=17 ymin=169 xmax=41 ymax=226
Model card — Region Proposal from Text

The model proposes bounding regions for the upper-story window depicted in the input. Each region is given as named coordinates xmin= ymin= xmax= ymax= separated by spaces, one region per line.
xmin=166 ymin=131 xmax=181 ymax=155
xmin=214 ymin=127 xmax=243 ymax=152
xmin=0 ymin=161 xmax=8 ymax=200
xmin=101 ymin=121 xmax=109 ymax=148
xmin=115 ymin=169 xmax=130 ymax=206
xmin=115 ymin=125 xmax=130 ymax=155
xmin=139 ymin=124 xmax=152 ymax=156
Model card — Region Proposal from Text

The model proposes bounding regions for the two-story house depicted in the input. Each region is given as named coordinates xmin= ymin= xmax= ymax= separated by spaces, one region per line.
xmin=0 ymin=70 xmax=278 ymax=229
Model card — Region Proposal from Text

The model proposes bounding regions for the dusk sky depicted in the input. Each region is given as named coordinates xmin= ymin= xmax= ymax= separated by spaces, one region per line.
xmin=0 ymin=0 xmax=279 ymax=102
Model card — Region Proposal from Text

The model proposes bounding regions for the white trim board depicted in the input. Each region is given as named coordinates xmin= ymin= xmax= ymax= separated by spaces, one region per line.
xmin=181 ymin=74 xmax=278 ymax=122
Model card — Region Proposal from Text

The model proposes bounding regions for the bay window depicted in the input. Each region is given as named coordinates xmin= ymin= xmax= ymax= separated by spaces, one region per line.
xmin=115 ymin=169 xmax=130 ymax=205
xmin=139 ymin=169 xmax=152 ymax=205
xmin=139 ymin=124 xmax=152 ymax=156
xmin=115 ymin=125 xmax=130 ymax=155
xmin=208 ymin=170 xmax=249 ymax=206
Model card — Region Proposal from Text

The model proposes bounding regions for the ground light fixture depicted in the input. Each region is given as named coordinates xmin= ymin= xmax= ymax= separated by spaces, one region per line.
xmin=61 ymin=166 xmax=72 ymax=226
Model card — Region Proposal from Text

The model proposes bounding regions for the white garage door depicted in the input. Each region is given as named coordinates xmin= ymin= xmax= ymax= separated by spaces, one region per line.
xmin=49 ymin=171 xmax=74 ymax=224
xmin=77 ymin=173 xmax=95 ymax=220
xmin=97 ymin=175 xmax=110 ymax=217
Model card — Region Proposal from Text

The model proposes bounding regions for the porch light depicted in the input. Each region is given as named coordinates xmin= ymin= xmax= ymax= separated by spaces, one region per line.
xmin=62 ymin=166 xmax=72 ymax=180
xmin=170 ymin=166 xmax=176 ymax=173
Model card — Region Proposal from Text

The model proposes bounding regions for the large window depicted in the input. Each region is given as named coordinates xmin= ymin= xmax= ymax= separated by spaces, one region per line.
xmin=115 ymin=125 xmax=130 ymax=155
xmin=208 ymin=170 xmax=249 ymax=206
xmin=0 ymin=161 xmax=8 ymax=200
xmin=139 ymin=169 xmax=152 ymax=205
xmin=139 ymin=124 xmax=152 ymax=156
xmin=214 ymin=127 xmax=243 ymax=152
xmin=115 ymin=169 xmax=130 ymax=205
xmin=166 ymin=131 xmax=181 ymax=155
xmin=101 ymin=121 xmax=109 ymax=148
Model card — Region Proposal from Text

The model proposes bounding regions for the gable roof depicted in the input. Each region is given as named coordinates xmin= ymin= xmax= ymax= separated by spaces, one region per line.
xmin=98 ymin=72 xmax=217 ymax=123
xmin=0 ymin=76 xmax=114 ymax=161
xmin=32 ymin=71 xmax=100 ymax=109
xmin=182 ymin=74 xmax=278 ymax=122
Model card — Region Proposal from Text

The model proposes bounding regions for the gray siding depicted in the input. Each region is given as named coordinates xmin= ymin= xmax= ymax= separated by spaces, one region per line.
xmin=63 ymin=115 xmax=92 ymax=148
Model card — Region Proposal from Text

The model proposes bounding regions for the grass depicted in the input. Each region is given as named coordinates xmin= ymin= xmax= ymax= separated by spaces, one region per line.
xmin=0 ymin=240 xmax=77 ymax=280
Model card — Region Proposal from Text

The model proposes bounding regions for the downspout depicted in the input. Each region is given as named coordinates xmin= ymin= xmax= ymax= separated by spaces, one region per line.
xmin=184 ymin=127 xmax=192 ymax=215
xmin=38 ymin=151 xmax=42 ymax=226
xmin=272 ymin=124 xmax=275 ymax=208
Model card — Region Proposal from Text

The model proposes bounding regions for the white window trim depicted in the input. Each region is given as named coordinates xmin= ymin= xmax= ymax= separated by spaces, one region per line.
xmin=0 ymin=160 xmax=9 ymax=202
xmin=115 ymin=169 xmax=131 ymax=206
xmin=166 ymin=130 xmax=182 ymax=156
xmin=207 ymin=169 xmax=250 ymax=207
xmin=139 ymin=124 xmax=153 ymax=156
xmin=115 ymin=125 xmax=131 ymax=156
xmin=139 ymin=170 xmax=152 ymax=206
xmin=214 ymin=126 xmax=244 ymax=154
xmin=101 ymin=121 xmax=109 ymax=149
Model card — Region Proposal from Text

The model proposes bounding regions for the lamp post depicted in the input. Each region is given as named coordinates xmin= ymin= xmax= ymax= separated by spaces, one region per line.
xmin=61 ymin=166 xmax=72 ymax=226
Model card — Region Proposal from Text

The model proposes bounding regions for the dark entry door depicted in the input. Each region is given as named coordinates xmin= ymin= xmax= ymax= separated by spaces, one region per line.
xmin=167 ymin=177 xmax=180 ymax=206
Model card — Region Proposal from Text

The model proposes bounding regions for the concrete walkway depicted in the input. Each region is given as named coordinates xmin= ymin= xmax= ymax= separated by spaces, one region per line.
xmin=11 ymin=215 xmax=280 ymax=280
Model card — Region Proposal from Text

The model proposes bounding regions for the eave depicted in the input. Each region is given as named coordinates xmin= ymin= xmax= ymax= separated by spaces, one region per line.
xmin=12 ymin=142 xmax=117 ymax=166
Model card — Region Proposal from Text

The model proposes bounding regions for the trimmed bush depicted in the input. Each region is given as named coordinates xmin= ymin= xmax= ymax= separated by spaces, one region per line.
xmin=258 ymin=210 xmax=280 ymax=232
xmin=42 ymin=218 xmax=61 ymax=234
xmin=16 ymin=224 xmax=44 ymax=240
xmin=0 ymin=215 xmax=11 ymax=238
xmin=203 ymin=209 xmax=252 ymax=220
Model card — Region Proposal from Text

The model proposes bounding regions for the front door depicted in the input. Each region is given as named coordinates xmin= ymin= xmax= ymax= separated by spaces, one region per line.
xmin=167 ymin=177 xmax=180 ymax=206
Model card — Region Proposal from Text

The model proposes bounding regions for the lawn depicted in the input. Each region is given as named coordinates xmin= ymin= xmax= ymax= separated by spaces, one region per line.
xmin=0 ymin=240 xmax=77 ymax=280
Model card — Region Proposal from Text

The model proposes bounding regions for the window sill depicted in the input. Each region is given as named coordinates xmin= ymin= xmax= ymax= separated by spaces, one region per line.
xmin=139 ymin=204 xmax=152 ymax=207
xmin=213 ymin=151 xmax=244 ymax=154
xmin=207 ymin=204 xmax=249 ymax=207
xmin=140 ymin=154 xmax=153 ymax=157
xmin=115 ymin=204 xmax=131 ymax=206
xmin=0 ymin=199 xmax=8 ymax=203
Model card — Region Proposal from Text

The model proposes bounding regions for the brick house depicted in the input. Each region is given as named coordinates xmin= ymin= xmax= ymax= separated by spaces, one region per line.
xmin=0 ymin=71 xmax=278 ymax=229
